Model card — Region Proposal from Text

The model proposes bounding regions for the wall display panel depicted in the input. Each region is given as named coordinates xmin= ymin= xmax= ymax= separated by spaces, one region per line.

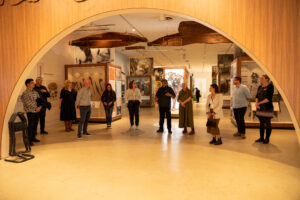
xmin=153 ymin=68 xmax=164 ymax=94
xmin=108 ymin=66 xmax=122 ymax=118
xmin=65 ymin=63 xmax=122 ymax=122
xmin=74 ymin=47 xmax=114 ymax=64
xmin=218 ymin=54 xmax=234 ymax=75
xmin=230 ymin=58 xmax=293 ymax=128
xmin=230 ymin=60 xmax=237 ymax=97
xmin=164 ymin=68 xmax=187 ymax=117
xmin=217 ymin=54 xmax=234 ymax=108
xmin=154 ymin=68 xmax=164 ymax=81
xmin=66 ymin=65 xmax=106 ymax=120
xmin=127 ymin=75 xmax=153 ymax=107
xmin=130 ymin=57 xmax=153 ymax=76
xmin=212 ymin=66 xmax=218 ymax=84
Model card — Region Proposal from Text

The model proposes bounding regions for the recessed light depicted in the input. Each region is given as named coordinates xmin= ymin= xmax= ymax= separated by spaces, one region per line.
xmin=132 ymin=28 xmax=136 ymax=32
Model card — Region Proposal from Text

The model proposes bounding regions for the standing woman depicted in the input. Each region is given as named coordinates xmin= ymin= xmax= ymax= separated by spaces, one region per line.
xmin=101 ymin=83 xmax=116 ymax=128
xmin=255 ymin=74 xmax=274 ymax=144
xmin=125 ymin=80 xmax=142 ymax=129
xmin=60 ymin=80 xmax=77 ymax=132
xmin=178 ymin=83 xmax=195 ymax=135
xmin=206 ymin=83 xmax=223 ymax=145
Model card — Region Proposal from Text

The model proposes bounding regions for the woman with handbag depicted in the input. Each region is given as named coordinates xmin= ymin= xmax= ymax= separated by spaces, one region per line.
xmin=125 ymin=80 xmax=142 ymax=129
xmin=101 ymin=83 xmax=116 ymax=129
xmin=255 ymin=74 xmax=274 ymax=144
xmin=206 ymin=83 xmax=223 ymax=145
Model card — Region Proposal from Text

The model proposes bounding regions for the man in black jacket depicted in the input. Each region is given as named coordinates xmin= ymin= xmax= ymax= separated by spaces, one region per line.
xmin=34 ymin=77 xmax=50 ymax=134
xmin=155 ymin=79 xmax=176 ymax=134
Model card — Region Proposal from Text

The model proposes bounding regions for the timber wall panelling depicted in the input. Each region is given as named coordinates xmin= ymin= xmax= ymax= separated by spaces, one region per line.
xmin=0 ymin=0 xmax=299 ymax=157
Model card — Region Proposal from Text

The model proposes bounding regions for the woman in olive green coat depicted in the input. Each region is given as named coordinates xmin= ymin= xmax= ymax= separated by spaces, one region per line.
xmin=178 ymin=83 xmax=195 ymax=135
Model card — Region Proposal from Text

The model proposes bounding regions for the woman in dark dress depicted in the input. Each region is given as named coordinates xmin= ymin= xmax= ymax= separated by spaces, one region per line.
xmin=101 ymin=83 xmax=116 ymax=128
xmin=178 ymin=83 xmax=195 ymax=135
xmin=60 ymin=80 xmax=77 ymax=132
xmin=255 ymin=74 xmax=274 ymax=144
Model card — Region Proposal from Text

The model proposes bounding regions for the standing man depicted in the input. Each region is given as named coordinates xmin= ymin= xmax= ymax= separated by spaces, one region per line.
xmin=21 ymin=79 xmax=42 ymax=146
xmin=195 ymin=88 xmax=201 ymax=103
xmin=232 ymin=76 xmax=251 ymax=139
xmin=155 ymin=79 xmax=176 ymax=134
xmin=76 ymin=79 xmax=92 ymax=139
xmin=34 ymin=77 xmax=50 ymax=134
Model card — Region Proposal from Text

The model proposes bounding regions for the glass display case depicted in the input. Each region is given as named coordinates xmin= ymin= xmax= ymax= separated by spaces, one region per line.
xmin=65 ymin=63 xmax=122 ymax=122
xmin=230 ymin=57 xmax=293 ymax=128
xmin=126 ymin=75 xmax=153 ymax=107
xmin=164 ymin=67 xmax=189 ymax=117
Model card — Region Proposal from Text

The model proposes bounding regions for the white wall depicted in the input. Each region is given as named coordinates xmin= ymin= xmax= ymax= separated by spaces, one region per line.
xmin=192 ymin=66 xmax=212 ymax=98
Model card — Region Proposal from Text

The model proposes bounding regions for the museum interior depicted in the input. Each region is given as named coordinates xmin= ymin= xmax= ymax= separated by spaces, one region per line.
xmin=0 ymin=1 xmax=299 ymax=200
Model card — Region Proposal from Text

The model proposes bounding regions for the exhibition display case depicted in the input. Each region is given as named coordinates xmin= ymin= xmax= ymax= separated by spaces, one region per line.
xmin=164 ymin=67 xmax=189 ymax=117
xmin=65 ymin=63 xmax=122 ymax=122
xmin=230 ymin=57 xmax=293 ymax=128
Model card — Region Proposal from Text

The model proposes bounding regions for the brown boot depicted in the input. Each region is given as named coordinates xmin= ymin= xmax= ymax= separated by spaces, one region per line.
xmin=69 ymin=121 xmax=74 ymax=131
xmin=189 ymin=128 xmax=195 ymax=135
xmin=233 ymin=132 xmax=241 ymax=137
xmin=64 ymin=121 xmax=70 ymax=132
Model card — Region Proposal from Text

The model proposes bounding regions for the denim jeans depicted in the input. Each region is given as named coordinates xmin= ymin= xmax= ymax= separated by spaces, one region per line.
xmin=105 ymin=106 xmax=113 ymax=126
xmin=78 ymin=106 xmax=91 ymax=136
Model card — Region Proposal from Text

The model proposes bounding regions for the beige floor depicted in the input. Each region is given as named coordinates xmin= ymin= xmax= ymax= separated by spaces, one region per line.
xmin=1 ymin=100 xmax=300 ymax=200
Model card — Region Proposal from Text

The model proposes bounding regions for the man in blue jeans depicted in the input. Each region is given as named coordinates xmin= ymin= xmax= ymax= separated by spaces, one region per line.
xmin=76 ymin=79 xmax=92 ymax=139
xmin=232 ymin=76 xmax=251 ymax=139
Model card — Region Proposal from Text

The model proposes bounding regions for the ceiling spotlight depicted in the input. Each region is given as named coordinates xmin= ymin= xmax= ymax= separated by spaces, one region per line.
xmin=132 ymin=28 xmax=136 ymax=32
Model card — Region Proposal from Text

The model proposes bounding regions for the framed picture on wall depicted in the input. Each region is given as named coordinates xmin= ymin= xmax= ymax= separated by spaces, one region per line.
xmin=130 ymin=57 xmax=154 ymax=76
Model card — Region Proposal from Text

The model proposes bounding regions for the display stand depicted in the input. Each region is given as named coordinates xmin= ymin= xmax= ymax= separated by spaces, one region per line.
xmin=164 ymin=66 xmax=189 ymax=118
xmin=230 ymin=57 xmax=293 ymax=128
xmin=126 ymin=75 xmax=153 ymax=107
xmin=65 ymin=63 xmax=122 ymax=122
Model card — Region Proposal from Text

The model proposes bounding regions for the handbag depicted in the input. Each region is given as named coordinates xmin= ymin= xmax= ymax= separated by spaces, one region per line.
xmin=256 ymin=110 xmax=273 ymax=118
xmin=206 ymin=118 xmax=217 ymax=127
xmin=206 ymin=106 xmax=217 ymax=127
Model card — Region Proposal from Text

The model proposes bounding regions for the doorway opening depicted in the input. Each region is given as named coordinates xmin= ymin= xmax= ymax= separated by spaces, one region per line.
xmin=1 ymin=10 xmax=297 ymax=159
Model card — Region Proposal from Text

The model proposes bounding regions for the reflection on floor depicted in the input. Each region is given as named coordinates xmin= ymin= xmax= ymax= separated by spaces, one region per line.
xmin=1 ymin=99 xmax=300 ymax=200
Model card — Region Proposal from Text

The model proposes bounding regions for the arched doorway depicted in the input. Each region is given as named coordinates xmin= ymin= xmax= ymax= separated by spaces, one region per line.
xmin=1 ymin=3 xmax=299 ymax=158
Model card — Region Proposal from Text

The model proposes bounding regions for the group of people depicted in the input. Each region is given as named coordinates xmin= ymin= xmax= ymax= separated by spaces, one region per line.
xmin=21 ymin=73 xmax=274 ymax=146
xmin=205 ymin=74 xmax=274 ymax=145
xmin=60 ymin=79 xmax=116 ymax=139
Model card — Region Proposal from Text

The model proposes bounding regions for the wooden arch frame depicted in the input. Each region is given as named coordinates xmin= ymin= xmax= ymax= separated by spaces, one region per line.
xmin=0 ymin=2 xmax=299 ymax=158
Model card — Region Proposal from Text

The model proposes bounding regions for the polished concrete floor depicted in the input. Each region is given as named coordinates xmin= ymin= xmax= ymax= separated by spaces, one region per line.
xmin=1 ymin=100 xmax=300 ymax=200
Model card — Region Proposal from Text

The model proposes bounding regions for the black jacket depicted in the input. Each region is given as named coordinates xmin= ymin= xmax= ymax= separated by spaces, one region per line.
xmin=155 ymin=86 xmax=176 ymax=108
xmin=256 ymin=83 xmax=274 ymax=111
xmin=101 ymin=90 xmax=116 ymax=108
xmin=34 ymin=85 xmax=51 ymax=110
